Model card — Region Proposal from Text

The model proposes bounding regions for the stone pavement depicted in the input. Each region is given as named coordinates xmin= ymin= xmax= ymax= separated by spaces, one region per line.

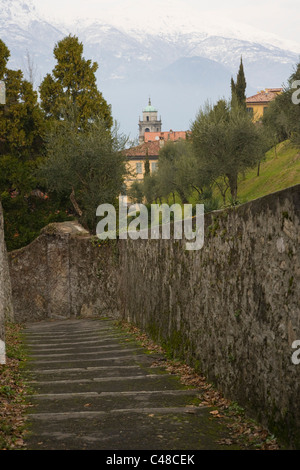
xmin=23 ymin=318 xmax=241 ymax=450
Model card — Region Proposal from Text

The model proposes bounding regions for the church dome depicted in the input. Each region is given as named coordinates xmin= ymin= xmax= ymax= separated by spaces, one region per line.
xmin=143 ymin=98 xmax=157 ymax=113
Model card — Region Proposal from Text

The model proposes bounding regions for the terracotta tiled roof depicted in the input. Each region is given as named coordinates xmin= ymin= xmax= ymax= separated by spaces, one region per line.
xmin=266 ymin=88 xmax=283 ymax=93
xmin=144 ymin=130 xmax=188 ymax=142
xmin=246 ymin=88 xmax=282 ymax=104
xmin=124 ymin=141 xmax=160 ymax=158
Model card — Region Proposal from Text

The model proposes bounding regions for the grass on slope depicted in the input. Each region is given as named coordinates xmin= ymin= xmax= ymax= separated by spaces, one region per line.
xmin=236 ymin=140 xmax=300 ymax=204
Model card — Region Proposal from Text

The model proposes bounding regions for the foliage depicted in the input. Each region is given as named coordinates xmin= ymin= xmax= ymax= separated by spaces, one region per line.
xmin=1 ymin=189 xmax=72 ymax=252
xmin=127 ymin=180 xmax=144 ymax=204
xmin=0 ymin=40 xmax=70 ymax=251
xmin=262 ymin=62 xmax=300 ymax=147
xmin=0 ymin=36 xmax=120 ymax=250
xmin=191 ymin=99 xmax=266 ymax=202
xmin=0 ymin=322 xmax=30 ymax=450
xmin=144 ymin=152 xmax=150 ymax=177
xmin=38 ymin=107 xmax=127 ymax=231
xmin=39 ymin=34 xmax=113 ymax=130
xmin=143 ymin=172 xmax=162 ymax=204
xmin=156 ymin=140 xmax=196 ymax=204
xmin=0 ymin=150 xmax=72 ymax=252
xmin=231 ymin=57 xmax=247 ymax=108
xmin=0 ymin=39 xmax=10 ymax=79
xmin=0 ymin=61 xmax=44 ymax=160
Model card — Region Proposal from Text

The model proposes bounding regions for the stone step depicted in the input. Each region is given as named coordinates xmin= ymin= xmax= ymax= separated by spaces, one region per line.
xmin=24 ymin=406 xmax=232 ymax=450
xmin=28 ymin=346 xmax=143 ymax=359
xmin=29 ymin=389 xmax=200 ymax=414
xmin=27 ymin=365 xmax=155 ymax=380
xmin=26 ymin=373 xmax=191 ymax=395
xmin=25 ymin=354 xmax=159 ymax=371
xmin=25 ymin=337 xmax=129 ymax=349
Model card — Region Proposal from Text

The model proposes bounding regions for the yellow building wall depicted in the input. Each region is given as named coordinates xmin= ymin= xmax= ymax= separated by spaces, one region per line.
xmin=125 ymin=159 xmax=158 ymax=193
xmin=246 ymin=103 xmax=268 ymax=122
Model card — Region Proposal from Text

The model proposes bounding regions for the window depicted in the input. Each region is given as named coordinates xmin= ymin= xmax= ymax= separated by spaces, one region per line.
xmin=151 ymin=162 xmax=158 ymax=173
xmin=145 ymin=128 xmax=150 ymax=132
xmin=247 ymin=107 xmax=253 ymax=116
xmin=146 ymin=116 xmax=149 ymax=121
xmin=263 ymin=107 xmax=268 ymax=115
xmin=136 ymin=162 xmax=143 ymax=174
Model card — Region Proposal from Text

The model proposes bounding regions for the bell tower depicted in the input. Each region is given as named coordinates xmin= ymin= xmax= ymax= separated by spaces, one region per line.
xmin=138 ymin=98 xmax=162 ymax=144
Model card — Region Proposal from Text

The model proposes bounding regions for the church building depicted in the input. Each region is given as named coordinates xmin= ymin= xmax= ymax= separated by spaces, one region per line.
xmin=124 ymin=99 xmax=189 ymax=194
xmin=138 ymin=98 xmax=162 ymax=144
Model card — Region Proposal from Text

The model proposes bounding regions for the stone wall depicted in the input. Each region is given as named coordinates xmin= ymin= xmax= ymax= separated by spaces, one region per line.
xmin=121 ymin=185 xmax=300 ymax=447
xmin=8 ymin=221 xmax=121 ymax=323
xmin=0 ymin=202 xmax=14 ymax=364
xmin=7 ymin=184 xmax=300 ymax=446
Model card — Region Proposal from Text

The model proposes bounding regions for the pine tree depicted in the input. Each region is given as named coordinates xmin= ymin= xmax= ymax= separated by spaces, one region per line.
xmin=0 ymin=40 xmax=64 ymax=251
xmin=0 ymin=39 xmax=9 ymax=78
xmin=0 ymin=39 xmax=44 ymax=160
xmin=39 ymin=35 xmax=113 ymax=129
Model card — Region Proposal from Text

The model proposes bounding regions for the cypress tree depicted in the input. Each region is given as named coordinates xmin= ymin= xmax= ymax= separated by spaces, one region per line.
xmin=144 ymin=149 xmax=150 ymax=176
xmin=235 ymin=57 xmax=247 ymax=108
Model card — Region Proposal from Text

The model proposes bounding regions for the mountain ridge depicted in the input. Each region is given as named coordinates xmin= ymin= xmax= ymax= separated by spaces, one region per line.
xmin=0 ymin=0 xmax=299 ymax=138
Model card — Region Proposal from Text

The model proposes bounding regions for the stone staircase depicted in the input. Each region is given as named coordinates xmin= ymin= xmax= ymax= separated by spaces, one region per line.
xmin=23 ymin=318 xmax=239 ymax=450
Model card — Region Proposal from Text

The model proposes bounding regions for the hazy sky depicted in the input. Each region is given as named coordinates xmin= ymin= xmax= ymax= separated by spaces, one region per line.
xmin=34 ymin=0 xmax=300 ymax=45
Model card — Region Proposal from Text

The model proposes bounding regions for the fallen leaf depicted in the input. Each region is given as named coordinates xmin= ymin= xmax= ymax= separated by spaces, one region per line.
xmin=14 ymin=439 xmax=24 ymax=447
xmin=217 ymin=438 xmax=234 ymax=446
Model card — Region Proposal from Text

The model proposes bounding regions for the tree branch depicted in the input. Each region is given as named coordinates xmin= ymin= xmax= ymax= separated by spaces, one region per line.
xmin=70 ymin=187 xmax=83 ymax=217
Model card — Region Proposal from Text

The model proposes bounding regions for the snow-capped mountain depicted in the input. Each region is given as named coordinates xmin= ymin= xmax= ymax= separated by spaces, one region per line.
xmin=1 ymin=0 xmax=299 ymax=138
xmin=0 ymin=0 xmax=64 ymax=85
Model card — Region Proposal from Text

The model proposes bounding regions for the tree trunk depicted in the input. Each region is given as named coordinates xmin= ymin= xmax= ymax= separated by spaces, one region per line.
xmin=176 ymin=188 xmax=189 ymax=205
xmin=227 ymin=172 xmax=238 ymax=203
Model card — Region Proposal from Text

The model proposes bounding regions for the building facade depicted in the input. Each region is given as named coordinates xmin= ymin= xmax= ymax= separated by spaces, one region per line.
xmin=124 ymin=100 xmax=190 ymax=195
xmin=246 ymin=88 xmax=282 ymax=121
xmin=124 ymin=140 xmax=160 ymax=190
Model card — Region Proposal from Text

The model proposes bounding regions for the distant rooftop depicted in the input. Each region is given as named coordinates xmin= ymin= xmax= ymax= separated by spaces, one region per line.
xmin=144 ymin=130 xmax=189 ymax=142
xmin=246 ymin=88 xmax=283 ymax=104
xmin=124 ymin=141 xmax=160 ymax=158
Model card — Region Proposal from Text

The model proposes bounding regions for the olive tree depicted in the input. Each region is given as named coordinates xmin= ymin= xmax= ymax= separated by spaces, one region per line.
xmin=38 ymin=106 xmax=127 ymax=230
xmin=192 ymin=100 xmax=266 ymax=202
